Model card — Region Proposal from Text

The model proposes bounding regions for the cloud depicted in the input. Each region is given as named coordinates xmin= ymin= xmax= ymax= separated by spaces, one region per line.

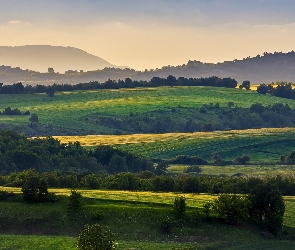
xmin=9 ymin=20 xmax=22 ymax=25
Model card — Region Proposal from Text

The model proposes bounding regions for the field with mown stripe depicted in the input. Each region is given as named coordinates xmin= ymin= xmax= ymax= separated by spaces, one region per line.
xmin=53 ymin=127 xmax=295 ymax=162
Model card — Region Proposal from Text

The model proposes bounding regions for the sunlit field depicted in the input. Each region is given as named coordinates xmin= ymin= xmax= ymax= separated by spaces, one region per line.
xmin=1 ymin=187 xmax=295 ymax=249
xmin=168 ymin=165 xmax=295 ymax=177
xmin=1 ymin=86 xmax=295 ymax=134
xmin=52 ymin=127 xmax=295 ymax=161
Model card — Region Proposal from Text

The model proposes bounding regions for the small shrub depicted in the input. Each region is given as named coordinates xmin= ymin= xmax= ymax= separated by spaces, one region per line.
xmin=0 ymin=190 xmax=15 ymax=201
xmin=190 ymin=210 xmax=202 ymax=226
xmin=184 ymin=165 xmax=202 ymax=174
xmin=68 ymin=190 xmax=83 ymax=211
xmin=77 ymin=224 xmax=116 ymax=250
xmin=173 ymin=196 xmax=186 ymax=217
xmin=202 ymin=202 xmax=212 ymax=220
xmin=159 ymin=216 xmax=174 ymax=234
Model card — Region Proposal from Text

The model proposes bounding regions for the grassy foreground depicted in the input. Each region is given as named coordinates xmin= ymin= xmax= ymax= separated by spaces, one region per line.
xmin=1 ymin=187 xmax=295 ymax=249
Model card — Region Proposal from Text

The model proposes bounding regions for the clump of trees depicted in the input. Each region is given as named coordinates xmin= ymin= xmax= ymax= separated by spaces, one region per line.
xmin=0 ymin=129 xmax=154 ymax=175
xmin=0 ymin=107 xmax=30 ymax=116
xmin=257 ymin=82 xmax=295 ymax=100
xmin=207 ymin=185 xmax=285 ymax=234
xmin=21 ymin=169 xmax=57 ymax=203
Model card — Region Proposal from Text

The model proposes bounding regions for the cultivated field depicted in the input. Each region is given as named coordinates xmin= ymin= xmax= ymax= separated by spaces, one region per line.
xmin=53 ymin=127 xmax=295 ymax=162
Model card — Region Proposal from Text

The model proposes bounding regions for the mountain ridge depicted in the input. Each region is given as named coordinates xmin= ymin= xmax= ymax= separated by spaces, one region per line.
xmin=0 ymin=45 xmax=114 ymax=73
xmin=0 ymin=46 xmax=295 ymax=84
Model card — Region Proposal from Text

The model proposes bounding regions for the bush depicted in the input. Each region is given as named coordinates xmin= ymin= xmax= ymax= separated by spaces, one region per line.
xmin=173 ymin=196 xmax=186 ymax=217
xmin=0 ymin=190 xmax=15 ymax=201
xmin=184 ymin=165 xmax=202 ymax=174
xmin=234 ymin=154 xmax=250 ymax=165
xmin=77 ymin=224 xmax=116 ymax=250
xmin=68 ymin=190 xmax=83 ymax=211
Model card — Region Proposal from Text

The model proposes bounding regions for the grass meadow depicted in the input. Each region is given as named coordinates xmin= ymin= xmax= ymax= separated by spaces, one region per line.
xmin=1 ymin=187 xmax=295 ymax=249
xmin=53 ymin=127 xmax=295 ymax=162
xmin=168 ymin=164 xmax=295 ymax=177
xmin=1 ymin=86 xmax=295 ymax=134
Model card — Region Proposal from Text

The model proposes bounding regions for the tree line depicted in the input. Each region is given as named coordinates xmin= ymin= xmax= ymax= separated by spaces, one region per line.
xmin=2 ymin=168 xmax=295 ymax=196
xmin=0 ymin=76 xmax=237 ymax=95
xmin=257 ymin=82 xmax=295 ymax=99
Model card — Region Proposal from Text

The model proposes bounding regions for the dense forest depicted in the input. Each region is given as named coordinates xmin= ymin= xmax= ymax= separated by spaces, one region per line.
xmin=0 ymin=129 xmax=154 ymax=175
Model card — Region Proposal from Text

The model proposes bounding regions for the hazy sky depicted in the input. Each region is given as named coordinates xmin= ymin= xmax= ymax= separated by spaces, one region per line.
xmin=1 ymin=0 xmax=295 ymax=70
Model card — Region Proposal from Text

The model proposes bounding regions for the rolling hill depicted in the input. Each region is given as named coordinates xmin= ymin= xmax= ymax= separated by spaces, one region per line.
xmin=0 ymin=45 xmax=114 ymax=73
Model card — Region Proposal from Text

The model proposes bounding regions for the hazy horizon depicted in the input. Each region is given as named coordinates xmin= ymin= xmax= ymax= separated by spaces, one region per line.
xmin=1 ymin=0 xmax=295 ymax=70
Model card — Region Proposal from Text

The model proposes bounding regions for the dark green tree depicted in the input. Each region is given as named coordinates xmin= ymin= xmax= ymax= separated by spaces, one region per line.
xmin=241 ymin=80 xmax=251 ymax=90
xmin=156 ymin=160 xmax=170 ymax=174
xmin=29 ymin=113 xmax=39 ymax=124
xmin=213 ymin=194 xmax=251 ymax=224
xmin=46 ymin=86 xmax=55 ymax=97
xmin=173 ymin=196 xmax=186 ymax=217
xmin=22 ymin=175 xmax=49 ymax=202
xmin=234 ymin=154 xmax=250 ymax=165
xmin=249 ymin=184 xmax=285 ymax=234
xmin=68 ymin=190 xmax=83 ymax=211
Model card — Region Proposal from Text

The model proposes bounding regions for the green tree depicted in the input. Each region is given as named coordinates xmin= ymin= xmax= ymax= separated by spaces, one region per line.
xmin=241 ymin=80 xmax=251 ymax=90
xmin=29 ymin=113 xmax=39 ymax=124
xmin=173 ymin=196 xmax=186 ymax=217
xmin=156 ymin=160 xmax=170 ymax=174
xmin=184 ymin=165 xmax=202 ymax=174
xmin=234 ymin=154 xmax=250 ymax=165
xmin=77 ymin=224 xmax=116 ymax=250
xmin=165 ymin=75 xmax=177 ymax=87
xmin=108 ymin=154 xmax=128 ymax=173
xmin=21 ymin=175 xmax=49 ymax=202
xmin=46 ymin=86 xmax=55 ymax=97
xmin=249 ymin=184 xmax=285 ymax=234
xmin=80 ymin=174 xmax=100 ymax=189
xmin=213 ymin=194 xmax=251 ymax=224
xmin=68 ymin=190 xmax=83 ymax=211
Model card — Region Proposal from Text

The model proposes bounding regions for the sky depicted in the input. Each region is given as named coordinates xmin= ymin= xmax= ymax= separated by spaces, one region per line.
xmin=1 ymin=0 xmax=295 ymax=70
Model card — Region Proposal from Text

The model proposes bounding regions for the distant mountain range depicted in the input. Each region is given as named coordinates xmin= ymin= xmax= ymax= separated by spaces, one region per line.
xmin=0 ymin=45 xmax=114 ymax=73
xmin=0 ymin=45 xmax=295 ymax=85
xmin=137 ymin=51 xmax=295 ymax=84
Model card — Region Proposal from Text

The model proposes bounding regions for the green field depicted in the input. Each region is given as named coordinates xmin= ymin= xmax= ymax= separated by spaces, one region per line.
xmin=1 ymin=188 xmax=295 ymax=249
xmin=1 ymin=86 xmax=295 ymax=135
xmin=112 ymin=128 xmax=295 ymax=161
xmin=168 ymin=164 xmax=295 ymax=177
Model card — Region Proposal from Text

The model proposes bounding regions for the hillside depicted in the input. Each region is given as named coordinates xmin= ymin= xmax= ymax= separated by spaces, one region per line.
xmin=134 ymin=51 xmax=295 ymax=83
xmin=1 ymin=49 xmax=295 ymax=85
xmin=0 ymin=86 xmax=295 ymax=137
xmin=0 ymin=45 xmax=114 ymax=73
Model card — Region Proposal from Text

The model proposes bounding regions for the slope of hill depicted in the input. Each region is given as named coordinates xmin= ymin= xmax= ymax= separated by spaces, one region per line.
xmin=1 ymin=86 xmax=295 ymax=137
xmin=0 ymin=45 xmax=114 ymax=73
xmin=134 ymin=51 xmax=295 ymax=83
